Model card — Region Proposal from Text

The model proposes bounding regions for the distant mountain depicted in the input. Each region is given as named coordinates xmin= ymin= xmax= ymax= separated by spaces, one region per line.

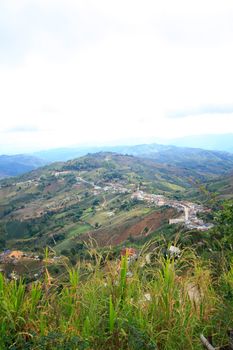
xmin=162 ymin=134 xmax=233 ymax=153
xmin=34 ymin=144 xmax=181 ymax=162
xmin=0 ymin=154 xmax=47 ymax=179
xmin=34 ymin=143 xmax=233 ymax=177
xmin=33 ymin=134 xmax=233 ymax=162
xmin=34 ymin=147 xmax=97 ymax=162
xmin=119 ymin=144 xmax=233 ymax=176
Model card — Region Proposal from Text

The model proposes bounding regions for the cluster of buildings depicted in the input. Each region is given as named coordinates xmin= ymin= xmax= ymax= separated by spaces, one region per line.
xmin=76 ymin=176 xmax=131 ymax=196
xmin=0 ymin=250 xmax=41 ymax=264
xmin=0 ymin=250 xmax=64 ymax=281
xmin=53 ymin=171 xmax=73 ymax=177
xmin=132 ymin=190 xmax=167 ymax=206
xmin=101 ymin=183 xmax=131 ymax=194
xmin=131 ymin=190 xmax=214 ymax=231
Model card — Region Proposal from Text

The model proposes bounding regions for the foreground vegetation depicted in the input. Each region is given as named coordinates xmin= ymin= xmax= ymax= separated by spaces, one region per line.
xmin=0 ymin=151 xmax=232 ymax=349
xmin=0 ymin=241 xmax=232 ymax=350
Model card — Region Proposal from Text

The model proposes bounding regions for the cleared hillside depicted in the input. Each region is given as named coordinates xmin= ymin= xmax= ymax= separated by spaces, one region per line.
xmin=0 ymin=152 xmax=205 ymax=251
xmin=0 ymin=152 xmax=231 ymax=253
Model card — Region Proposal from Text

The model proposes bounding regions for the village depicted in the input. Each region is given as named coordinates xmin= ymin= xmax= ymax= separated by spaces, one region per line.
xmin=74 ymin=173 xmax=214 ymax=232
xmin=76 ymin=175 xmax=131 ymax=195
xmin=131 ymin=188 xmax=214 ymax=231
xmin=4 ymin=171 xmax=214 ymax=232
xmin=0 ymin=174 xmax=216 ymax=289
xmin=0 ymin=249 xmax=64 ymax=281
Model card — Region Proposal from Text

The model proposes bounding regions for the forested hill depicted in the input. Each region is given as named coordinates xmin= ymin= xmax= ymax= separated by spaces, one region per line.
xmin=34 ymin=143 xmax=233 ymax=177
xmin=2 ymin=144 xmax=233 ymax=180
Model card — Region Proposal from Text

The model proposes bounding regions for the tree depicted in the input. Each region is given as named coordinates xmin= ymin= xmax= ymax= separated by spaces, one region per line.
xmin=92 ymin=199 xmax=100 ymax=206
xmin=213 ymin=200 xmax=233 ymax=249
xmin=0 ymin=238 xmax=6 ymax=250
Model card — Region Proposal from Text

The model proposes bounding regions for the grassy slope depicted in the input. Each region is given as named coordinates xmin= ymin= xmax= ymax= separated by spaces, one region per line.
xmin=206 ymin=173 xmax=233 ymax=199
xmin=0 ymin=152 xmax=233 ymax=349
xmin=0 ymin=247 xmax=232 ymax=350
xmin=0 ymin=153 xmax=197 ymax=250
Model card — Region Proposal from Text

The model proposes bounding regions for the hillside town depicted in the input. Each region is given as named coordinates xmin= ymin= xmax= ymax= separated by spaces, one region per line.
xmin=131 ymin=189 xmax=214 ymax=231
xmin=2 ymin=170 xmax=214 ymax=232
xmin=76 ymin=176 xmax=131 ymax=195
xmin=0 ymin=249 xmax=65 ymax=281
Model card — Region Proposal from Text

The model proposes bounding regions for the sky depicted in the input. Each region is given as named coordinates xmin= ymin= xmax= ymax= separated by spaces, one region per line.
xmin=0 ymin=0 xmax=233 ymax=154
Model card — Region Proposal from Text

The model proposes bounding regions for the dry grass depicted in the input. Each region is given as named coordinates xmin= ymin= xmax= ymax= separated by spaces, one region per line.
xmin=0 ymin=246 xmax=232 ymax=350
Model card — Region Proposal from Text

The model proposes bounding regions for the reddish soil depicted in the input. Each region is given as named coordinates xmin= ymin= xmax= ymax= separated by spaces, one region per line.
xmin=44 ymin=180 xmax=63 ymax=193
xmin=82 ymin=208 xmax=176 ymax=246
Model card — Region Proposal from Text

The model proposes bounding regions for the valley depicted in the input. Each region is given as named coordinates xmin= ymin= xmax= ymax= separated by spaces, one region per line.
xmin=0 ymin=149 xmax=232 ymax=350
xmin=0 ymin=151 xmax=224 ymax=256
xmin=1 ymin=1 xmax=233 ymax=347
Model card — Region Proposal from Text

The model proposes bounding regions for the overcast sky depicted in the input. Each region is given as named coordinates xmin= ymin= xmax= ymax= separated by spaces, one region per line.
xmin=1 ymin=0 xmax=233 ymax=153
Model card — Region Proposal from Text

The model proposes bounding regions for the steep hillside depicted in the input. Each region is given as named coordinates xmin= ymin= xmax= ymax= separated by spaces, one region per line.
xmin=206 ymin=172 xmax=233 ymax=199
xmin=0 ymin=154 xmax=47 ymax=179
xmin=0 ymin=152 xmax=229 ymax=253
xmin=109 ymin=144 xmax=233 ymax=176
xmin=0 ymin=152 xmax=208 ymax=252
xmin=62 ymin=152 xmax=204 ymax=188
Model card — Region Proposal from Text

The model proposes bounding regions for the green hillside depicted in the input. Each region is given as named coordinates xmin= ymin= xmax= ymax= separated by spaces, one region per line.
xmin=0 ymin=199 xmax=233 ymax=350
xmin=0 ymin=152 xmax=210 ymax=252
xmin=0 ymin=151 xmax=232 ymax=255
xmin=117 ymin=144 xmax=233 ymax=176
xmin=34 ymin=143 xmax=233 ymax=178
xmin=0 ymin=153 xmax=232 ymax=350
xmin=206 ymin=173 xmax=233 ymax=199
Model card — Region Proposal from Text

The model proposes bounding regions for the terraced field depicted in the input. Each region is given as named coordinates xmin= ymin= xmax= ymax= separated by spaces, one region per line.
xmin=0 ymin=152 xmax=224 ymax=253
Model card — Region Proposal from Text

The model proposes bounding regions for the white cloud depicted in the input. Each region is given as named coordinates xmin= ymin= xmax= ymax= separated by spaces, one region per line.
xmin=0 ymin=0 xmax=233 ymax=153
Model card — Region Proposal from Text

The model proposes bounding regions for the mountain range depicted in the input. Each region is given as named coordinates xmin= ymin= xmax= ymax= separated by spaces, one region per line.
xmin=0 ymin=154 xmax=47 ymax=179
xmin=33 ymin=143 xmax=233 ymax=177
xmin=162 ymin=133 xmax=233 ymax=153
xmin=1 ymin=142 xmax=233 ymax=181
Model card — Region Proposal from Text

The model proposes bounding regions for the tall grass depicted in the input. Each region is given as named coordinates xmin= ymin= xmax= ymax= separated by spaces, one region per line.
xmin=0 ymin=247 xmax=232 ymax=349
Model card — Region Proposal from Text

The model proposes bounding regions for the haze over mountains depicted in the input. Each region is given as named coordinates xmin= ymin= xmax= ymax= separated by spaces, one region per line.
xmin=163 ymin=133 xmax=233 ymax=153
xmin=33 ymin=139 xmax=233 ymax=181
xmin=0 ymin=154 xmax=47 ymax=179
xmin=33 ymin=134 xmax=233 ymax=162
xmin=1 ymin=136 xmax=233 ymax=179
